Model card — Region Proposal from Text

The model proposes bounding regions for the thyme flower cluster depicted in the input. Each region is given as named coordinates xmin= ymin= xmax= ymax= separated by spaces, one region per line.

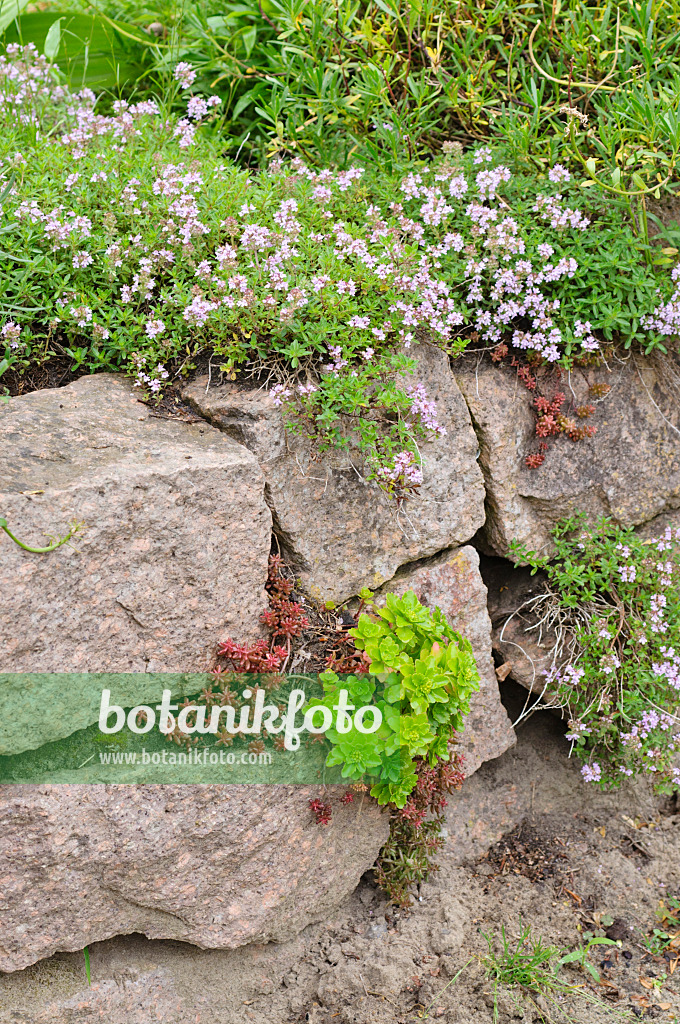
xmin=1 ymin=46 xmax=676 ymax=493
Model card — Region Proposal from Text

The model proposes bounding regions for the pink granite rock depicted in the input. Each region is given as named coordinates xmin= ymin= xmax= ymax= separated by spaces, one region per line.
xmin=0 ymin=784 xmax=388 ymax=972
xmin=0 ymin=375 xmax=271 ymax=671
xmin=454 ymin=352 xmax=680 ymax=559
xmin=182 ymin=343 xmax=486 ymax=604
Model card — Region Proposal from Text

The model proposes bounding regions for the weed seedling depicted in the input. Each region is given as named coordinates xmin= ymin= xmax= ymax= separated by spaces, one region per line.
xmin=0 ymin=516 xmax=82 ymax=553
xmin=558 ymin=934 xmax=620 ymax=983
xmin=481 ymin=922 xmax=631 ymax=1023
xmin=482 ymin=921 xmax=564 ymax=1020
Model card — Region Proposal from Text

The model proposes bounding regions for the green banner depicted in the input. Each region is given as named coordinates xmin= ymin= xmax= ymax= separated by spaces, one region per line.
xmin=0 ymin=673 xmax=362 ymax=784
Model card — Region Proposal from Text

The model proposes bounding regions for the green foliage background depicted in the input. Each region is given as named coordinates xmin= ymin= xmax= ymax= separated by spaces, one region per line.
xmin=4 ymin=0 xmax=680 ymax=187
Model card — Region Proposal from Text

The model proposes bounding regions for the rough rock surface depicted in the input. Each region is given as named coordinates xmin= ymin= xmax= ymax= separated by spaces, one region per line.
xmin=454 ymin=352 xmax=680 ymax=558
xmin=376 ymin=546 xmax=516 ymax=775
xmin=0 ymin=784 xmax=389 ymax=972
xmin=0 ymin=375 xmax=271 ymax=671
xmin=637 ymin=506 xmax=680 ymax=541
xmin=482 ymin=557 xmax=557 ymax=696
xmin=183 ymin=343 xmax=486 ymax=603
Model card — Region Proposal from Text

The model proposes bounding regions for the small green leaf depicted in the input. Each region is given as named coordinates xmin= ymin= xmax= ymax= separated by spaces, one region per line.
xmin=43 ymin=16 xmax=61 ymax=60
xmin=585 ymin=963 xmax=600 ymax=982
xmin=241 ymin=24 xmax=257 ymax=57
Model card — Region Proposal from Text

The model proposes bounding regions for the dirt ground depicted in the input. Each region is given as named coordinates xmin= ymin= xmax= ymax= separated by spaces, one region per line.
xmin=1 ymin=682 xmax=679 ymax=1024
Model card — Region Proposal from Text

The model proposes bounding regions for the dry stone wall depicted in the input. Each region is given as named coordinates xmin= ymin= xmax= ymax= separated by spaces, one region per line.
xmin=7 ymin=344 xmax=677 ymax=972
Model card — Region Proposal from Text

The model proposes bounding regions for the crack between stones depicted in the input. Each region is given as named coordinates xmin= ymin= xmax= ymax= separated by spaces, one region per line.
xmin=454 ymin=388 xmax=503 ymax=556
xmin=265 ymin=484 xmax=311 ymax=575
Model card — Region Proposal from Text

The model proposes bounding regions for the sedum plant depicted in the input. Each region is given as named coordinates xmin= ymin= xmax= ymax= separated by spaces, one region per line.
xmin=305 ymin=590 xmax=479 ymax=808
xmin=512 ymin=515 xmax=680 ymax=794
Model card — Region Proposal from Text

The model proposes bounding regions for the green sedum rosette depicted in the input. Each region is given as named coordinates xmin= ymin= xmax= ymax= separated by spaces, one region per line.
xmin=304 ymin=590 xmax=480 ymax=808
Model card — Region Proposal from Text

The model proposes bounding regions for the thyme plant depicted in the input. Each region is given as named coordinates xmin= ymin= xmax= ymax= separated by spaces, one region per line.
xmin=512 ymin=515 xmax=680 ymax=794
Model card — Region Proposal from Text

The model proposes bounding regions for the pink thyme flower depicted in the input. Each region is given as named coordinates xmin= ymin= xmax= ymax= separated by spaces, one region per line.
xmin=72 ymin=250 xmax=93 ymax=269
xmin=145 ymin=319 xmax=165 ymax=339
xmin=548 ymin=164 xmax=571 ymax=183
xmin=581 ymin=763 xmax=601 ymax=783
xmin=174 ymin=62 xmax=196 ymax=89
xmin=187 ymin=96 xmax=208 ymax=121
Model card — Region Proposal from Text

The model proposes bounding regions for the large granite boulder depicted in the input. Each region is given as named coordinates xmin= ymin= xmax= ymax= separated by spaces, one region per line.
xmin=375 ymin=546 xmax=516 ymax=775
xmin=182 ymin=343 xmax=486 ymax=604
xmin=0 ymin=784 xmax=388 ymax=972
xmin=454 ymin=352 xmax=680 ymax=559
xmin=0 ymin=375 xmax=271 ymax=671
